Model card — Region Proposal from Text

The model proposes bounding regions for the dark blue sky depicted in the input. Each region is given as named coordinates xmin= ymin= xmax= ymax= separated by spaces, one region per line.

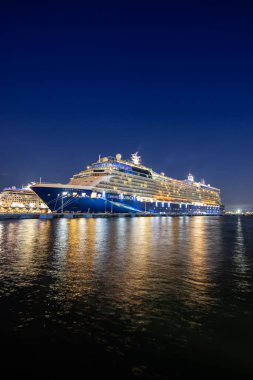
xmin=0 ymin=1 xmax=252 ymax=209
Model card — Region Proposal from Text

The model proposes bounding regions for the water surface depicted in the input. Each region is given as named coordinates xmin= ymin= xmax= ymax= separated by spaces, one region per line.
xmin=0 ymin=216 xmax=253 ymax=378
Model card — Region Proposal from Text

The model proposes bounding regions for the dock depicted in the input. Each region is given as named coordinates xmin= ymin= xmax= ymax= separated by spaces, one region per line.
xmin=0 ymin=212 xmax=150 ymax=220
xmin=0 ymin=212 xmax=187 ymax=220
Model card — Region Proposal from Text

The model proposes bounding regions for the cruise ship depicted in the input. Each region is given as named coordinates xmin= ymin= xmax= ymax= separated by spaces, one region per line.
xmin=31 ymin=153 xmax=223 ymax=215
xmin=0 ymin=184 xmax=49 ymax=213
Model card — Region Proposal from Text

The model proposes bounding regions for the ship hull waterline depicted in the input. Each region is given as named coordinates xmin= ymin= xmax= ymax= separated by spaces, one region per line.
xmin=31 ymin=186 xmax=223 ymax=216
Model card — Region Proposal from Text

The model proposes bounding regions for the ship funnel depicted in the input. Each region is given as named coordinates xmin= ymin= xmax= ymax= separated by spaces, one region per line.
xmin=188 ymin=173 xmax=194 ymax=182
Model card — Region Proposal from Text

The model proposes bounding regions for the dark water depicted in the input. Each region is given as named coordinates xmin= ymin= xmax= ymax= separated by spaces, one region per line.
xmin=0 ymin=216 xmax=253 ymax=378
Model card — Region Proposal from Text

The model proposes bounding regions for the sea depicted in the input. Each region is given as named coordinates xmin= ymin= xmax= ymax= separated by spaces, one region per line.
xmin=0 ymin=216 xmax=252 ymax=378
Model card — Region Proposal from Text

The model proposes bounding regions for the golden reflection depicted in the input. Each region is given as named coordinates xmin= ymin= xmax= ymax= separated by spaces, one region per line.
xmin=183 ymin=217 xmax=220 ymax=308
xmin=17 ymin=220 xmax=52 ymax=278
xmin=53 ymin=219 xmax=69 ymax=262
xmin=52 ymin=218 xmax=99 ymax=304
xmin=0 ymin=220 xmax=52 ymax=280
xmin=51 ymin=217 xmax=155 ymax=309
xmin=6 ymin=221 xmax=20 ymax=248
xmin=0 ymin=217 xmax=224 ymax=314
xmin=110 ymin=217 xmax=153 ymax=309
xmin=122 ymin=216 xmax=151 ymax=270
xmin=66 ymin=218 xmax=98 ymax=267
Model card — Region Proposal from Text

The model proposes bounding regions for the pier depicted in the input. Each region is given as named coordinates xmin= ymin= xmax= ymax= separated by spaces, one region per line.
xmin=0 ymin=212 xmax=224 ymax=220
xmin=0 ymin=212 xmax=155 ymax=220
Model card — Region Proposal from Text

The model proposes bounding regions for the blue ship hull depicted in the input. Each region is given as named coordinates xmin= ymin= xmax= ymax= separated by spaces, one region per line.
xmin=31 ymin=186 xmax=223 ymax=216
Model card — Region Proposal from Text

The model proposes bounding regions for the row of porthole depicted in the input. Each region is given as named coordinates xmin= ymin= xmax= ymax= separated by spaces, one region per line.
xmin=46 ymin=192 xmax=221 ymax=210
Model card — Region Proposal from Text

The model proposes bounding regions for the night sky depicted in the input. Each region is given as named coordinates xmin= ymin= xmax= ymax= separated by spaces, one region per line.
xmin=0 ymin=1 xmax=252 ymax=209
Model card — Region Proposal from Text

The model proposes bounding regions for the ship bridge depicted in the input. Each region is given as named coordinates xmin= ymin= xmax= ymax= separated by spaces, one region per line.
xmin=93 ymin=154 xmax=152 ymax=177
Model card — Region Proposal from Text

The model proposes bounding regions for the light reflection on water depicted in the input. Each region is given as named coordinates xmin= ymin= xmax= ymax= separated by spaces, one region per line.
xmin=0 ymin=216 xmax=253 ymax=377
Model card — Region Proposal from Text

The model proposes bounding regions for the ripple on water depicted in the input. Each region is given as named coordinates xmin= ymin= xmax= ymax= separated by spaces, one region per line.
xmin=0 ymin=216 xmax=253 ymax=377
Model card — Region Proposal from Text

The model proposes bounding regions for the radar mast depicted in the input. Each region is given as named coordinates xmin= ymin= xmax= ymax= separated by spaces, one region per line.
xmin=131 ymin=152 xmax=141 ymax=165
xmin=187 ymin=173 xmax=194 ymax=182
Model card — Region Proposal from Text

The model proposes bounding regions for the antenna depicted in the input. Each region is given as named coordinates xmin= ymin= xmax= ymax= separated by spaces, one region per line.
xmin=187 ymin=172 xmax=194 ymax=182
xmin=131 ymin=152 xmax=141 ymax=165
